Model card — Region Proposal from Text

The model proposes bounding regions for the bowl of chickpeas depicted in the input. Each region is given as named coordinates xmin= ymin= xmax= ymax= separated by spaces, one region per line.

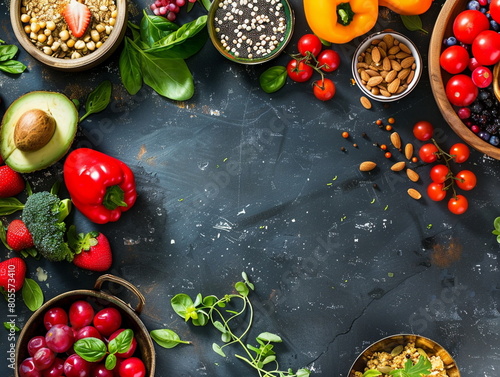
xmin=10 ymin=0 xmax=128 ymax=71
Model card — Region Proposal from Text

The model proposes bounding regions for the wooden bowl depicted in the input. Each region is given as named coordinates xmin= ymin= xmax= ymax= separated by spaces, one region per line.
xmin=15 ymin=274 xmax=156 ymax=376
xmin=10 ymin=0 xmax=128 ymax=71
xmin=348 ymin=334 xmax=461 ymax=377
xmin=429 ymin=0 xmax=500 ymax=159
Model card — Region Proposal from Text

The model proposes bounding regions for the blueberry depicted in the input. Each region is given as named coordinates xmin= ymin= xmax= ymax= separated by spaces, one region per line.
xmin=478 ymin=130 xmax=491 ymax=141
xmin=444 ymin=36 xmax=458 ymax=46
xmin=467 ymin=0 xmax=480 ymax=10
xmin=490 ymin=20 xmax=500 ymax=31
xmin=489 ymin=135 xmax=500 ymax=146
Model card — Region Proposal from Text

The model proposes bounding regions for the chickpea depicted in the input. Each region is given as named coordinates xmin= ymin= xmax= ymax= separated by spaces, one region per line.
xmin=24 ymin=25 xmax=31 ymax=34
xmin=20 ymin=14 xmax=31 ymax=23
xmin=46 ymin=21 xmax=56 ymax=31
xmin=44 ymin=28 xmax=51 ymax=36
xmin=30 ymin=22 xmax=40 ymax=33
xmin=86 ymin=41 xmax=96 ymax=51
xmin=96 ymin=41 xmax=103 ymax=48
xmin=37 ymin=34 xmax=47 ymax=43
xmin=90 ymin=30 xmax=100 ymax=42
xmin=66 ymin=38 xmax=75 ymax=48
xmin=42 ymin=46 xmax=52 ymax=55
xmin=109 ymin=17 xmax=116 ymax=26
xmin=51 ymin=41 xmax=61 ymax=51
xmin=74 ymin=40 xmax=86 ymax=50
xmin=59 ymin=29 xmax=70 ymax=41
xmin=111 ymin=10 xmax=118 ymax=18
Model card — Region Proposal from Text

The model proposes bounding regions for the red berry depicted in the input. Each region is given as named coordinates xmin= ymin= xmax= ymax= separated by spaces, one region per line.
xmin=0 ymin=257 xmax=26 ymax=292
xmin=93 ymin=307 xmax=122 ymax=337
xmin=118 ymin=357 xmax=146 ymax=377
xmin=69 ymin=300 xmax=94 ymax=329
xmin=43 ymin=307 xmax=68 ymax=331
xmin=6 ymin=219 xmax=34 ymax=252
xmin=0 ymin=165 xmax=25 ymax=198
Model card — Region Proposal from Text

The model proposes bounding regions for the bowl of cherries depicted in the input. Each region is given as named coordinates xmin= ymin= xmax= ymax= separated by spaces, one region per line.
xmin=16 ymin=274 xmax=155 ymax=377
xmin=429 ymin=0 xmax=500 ymax=159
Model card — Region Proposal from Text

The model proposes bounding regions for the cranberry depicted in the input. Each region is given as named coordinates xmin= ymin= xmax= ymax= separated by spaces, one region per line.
xmin=64 ymin=354 xmax=91 ymax=377
xmin=43 ymin=307 xmax=69 ymax=330
xmin=118 ymin=357 xmax=146 ymax=377
xmin=33 ymin=347 xmax=56 ymax=371
xmin=69 ymin=301 xmax=95 ymax=329
xmin=28 ymin=336 xmax=47 ymax=357
xmin=91 ymin=364 xmax=114 ymax=377
xmin=42 ymin=357 xmax=65 ymax=377
xmin=45 ymin=324 xmax=74 ymax=353
xmin=75 ymin=326 xmax=104 ymax=341
xmin=19 ymin=357 xmax=42 ymax=377
xmin=93 ymin=307 xmax=122 ymax=337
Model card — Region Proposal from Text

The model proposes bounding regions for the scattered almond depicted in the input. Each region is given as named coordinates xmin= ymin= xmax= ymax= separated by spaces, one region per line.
xmin=390 ymin=161 xmax=406 ymax=171
xmin=404 ymin=143 xmax=414 ymax=160
xmin=406 ymin=168 xmax=420 ymax=182
xmin=359 ymin=161 xmax=377 ymax=171
xmin=407 ymin=188 xmax=422 ymax=200
xmin=390 ymin=132 xmax=402 ymax=150
xmin=360 ymin=96 xmax=372 ymax=109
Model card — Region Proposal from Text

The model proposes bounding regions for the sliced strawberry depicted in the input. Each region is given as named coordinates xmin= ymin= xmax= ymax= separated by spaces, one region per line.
xmin=63 ymin=0 xmax=91 ymax=38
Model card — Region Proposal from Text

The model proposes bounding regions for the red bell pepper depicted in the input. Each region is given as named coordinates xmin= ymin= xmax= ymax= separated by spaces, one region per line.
xmin=63 ymin=148 xmax=137 ymax=224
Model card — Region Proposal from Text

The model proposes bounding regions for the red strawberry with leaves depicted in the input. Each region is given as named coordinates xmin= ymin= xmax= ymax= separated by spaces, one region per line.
xmin=0 ymin=165 xmax=25 ymax=198
xmin=6 ymin=219 xmax=34 ymax=252
xmin=63 ymin=0 xmax=92 ymax=38
xmin=0 ymin=257 xmax=27 ymax=292
xmin=69 ymin=226 xmax=112 ymax=271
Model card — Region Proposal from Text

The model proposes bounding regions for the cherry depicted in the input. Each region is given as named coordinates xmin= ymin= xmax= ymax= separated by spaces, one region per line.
xmin=33 ymin=347 xmax=56 ymax=371
xmin=19 ymin=357 xmax=42 ymax=377
xmin=109 ymin=329 xmax=137 ymax=358
xmin=69 ymin=301 xmax=95 ymax=329
xmin=75 ymin=326 xmax=103 ymax=341
xmin=41 ymin=357 xmax=65 ymax=377
xmin=118 ymin=357 xmax=146 ymax=377
xmin=91 ymin=364 xmax=114 ymax=377
xmin=43 ymin=307 xmax=69 ymax=330
xmin=93 ymin=307 xmax=122 ymax=337
xmin=28 ymin=336 xmax=47 ymax=357
xmin=63 ymin=354 xmax=91 ymax=377
xmin=45 ymin=324 xmax=74 ymax=353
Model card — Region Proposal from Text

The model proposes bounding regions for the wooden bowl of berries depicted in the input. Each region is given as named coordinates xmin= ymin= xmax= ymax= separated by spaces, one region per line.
xmin=9 ymin=0 xmax=128 ymax=71
xmin=15 ymin=274 xmax=155 ymax=377
xmin=429 ymin=0 xmax=500 ymax=159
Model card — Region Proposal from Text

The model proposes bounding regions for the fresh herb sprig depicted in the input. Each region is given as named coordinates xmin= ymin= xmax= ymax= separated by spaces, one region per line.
xmin=0 ymin=39 xmax=26 ymax=74
xmin=492 ymin=217 xmax=500 ymax=243
xmin=79 ymin=80 xmax=113 ymax=122
xmin=400 ymin=15 xmax=428 ymax=34
xmin=169 ymin=272 xmax=310 ymax=377
xmin=362 ymin=355 xmax=432 ymax=377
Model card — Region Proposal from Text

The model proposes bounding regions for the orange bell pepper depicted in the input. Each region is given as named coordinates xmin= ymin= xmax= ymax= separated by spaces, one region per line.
xmin=303 ymin=0 xmax=378 ymax=44
xmin=379 ymin=0 xmax=433 ymax=15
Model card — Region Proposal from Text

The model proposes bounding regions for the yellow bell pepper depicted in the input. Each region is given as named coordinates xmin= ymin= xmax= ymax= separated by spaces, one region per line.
xmin=379 ymin=0 xmax=433 ymax=15
xmin=303 ymin=0 xmax=379 ymax=44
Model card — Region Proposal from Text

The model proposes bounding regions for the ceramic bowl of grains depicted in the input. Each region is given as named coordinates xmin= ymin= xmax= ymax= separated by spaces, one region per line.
xmin=348 ymin=334 xmax=461 ymax=377
xmin=352 ymin=31 xmax=422 ymax=102
xmin=10 ymin=0 xmax=128 ymax=71
xmin=207 ymin=0 xmax=294 ymax=64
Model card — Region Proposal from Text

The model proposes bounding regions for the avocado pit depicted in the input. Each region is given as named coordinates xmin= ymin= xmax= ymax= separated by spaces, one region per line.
xmin=14 ymin=108 xmax=56 ymax=152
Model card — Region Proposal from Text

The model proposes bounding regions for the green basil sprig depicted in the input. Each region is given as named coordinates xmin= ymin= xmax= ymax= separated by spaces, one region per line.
xmin=259 ymin=66 xmax=287 ymax=93
xmin=79 ymin=80 xmax=113 ymax=122
xmin=0 ymin=40 xmax=26 ymax=74
xmin=400 ymin=15 xmax=428 ymax=34
xmin=22 ymin=278 xmax=44 ymax=311
xmin=150 ymin=329 xmax=191 ymax=349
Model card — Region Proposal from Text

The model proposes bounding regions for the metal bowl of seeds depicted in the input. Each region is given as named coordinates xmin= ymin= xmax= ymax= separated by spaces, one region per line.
xmin=207 ymin=0 xmax=294 ymax=64
xmin=10 ymin=0 xmax=128 ymax=71
xmin=352 ymin=31 xmax=422 ymax=102
xmin=348 ymin=334 xmax=461 ymax=377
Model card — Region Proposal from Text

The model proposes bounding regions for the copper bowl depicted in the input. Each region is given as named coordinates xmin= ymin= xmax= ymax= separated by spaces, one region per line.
xmin=10 ymin=0 xmax=128 ymax=71
xmin=429 ymin=0 xmax=500 ymax=159
xmin=348 ymin=334 xmax=460 ymax=377
xmin=15 ymin=274 xmax=155 ymax=376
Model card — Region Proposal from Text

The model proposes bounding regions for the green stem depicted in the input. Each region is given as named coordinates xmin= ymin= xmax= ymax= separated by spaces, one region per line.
xmin=337 ymin=3 xmax=355 ymax=26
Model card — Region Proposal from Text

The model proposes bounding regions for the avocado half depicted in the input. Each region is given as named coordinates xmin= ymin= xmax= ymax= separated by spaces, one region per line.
xmin=0 ymin=91 xmax=78 ymax=173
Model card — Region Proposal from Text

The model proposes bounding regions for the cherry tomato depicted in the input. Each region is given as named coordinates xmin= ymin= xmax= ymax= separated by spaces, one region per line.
xmin=471 ymin=30 xmax=500 ymax=66
xmin=119 ymin=357 xmax=146 ymax=377
xmin=455 ymin=170 xmax=477 ymax=191
xmin=297 ymin=34 xmax=322 ymax=57
xmin=412 ymin=120 xmax=434 ymax=141
xmin=445 ymin=74 xmax=478 ymax=107
xmin=317 ymin=49 xmax=341 ymax=72
xmin=471 ymin=66 xmax=492 ymax=88
xmin=419 ymin=143 xmax=439 ymax=163
xmin=313 ymin=78 xmax=336 ymax=101
xmin=448 ymin=194 xmax=469 ymax=215
xmin=430 ymin=164 xmax=450 ymax=183
xmin=286 ymin=59 xmax=313 ymax=82
xmin=452 ymin=10 xmax=490 ymax=44
xmin=427 ymin=182 xmax=447 ymax=201
xmin=490 ymin=0 xmax=500 ymax=23
xmin=449 ymin=143 xmax=470 ymax=163
xmin=439 ymin=45 xmax=470 ymax=74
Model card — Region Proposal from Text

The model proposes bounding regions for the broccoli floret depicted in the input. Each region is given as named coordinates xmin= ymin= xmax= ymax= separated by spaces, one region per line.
xmin=22 ymin=191 xmax=73 ymax=262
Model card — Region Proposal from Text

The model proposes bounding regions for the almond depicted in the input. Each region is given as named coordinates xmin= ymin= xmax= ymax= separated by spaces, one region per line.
xmin=385 ymin=70 xmax=398 ymax=83
xmin=367 ymin=76 xmax=384 ymax=87
xmin=398 ymin=68 xmax=411 ymax=81
xmin=399 ymin=42 xmax=411 ymax=54
xmin=359 ymin=161 xmax=377 ymax=171
xmin=390 ymin=132 xmax=402 ymax=150
xmin=360 ymin=96 xmax=372 ymax=109
xmin=390 ymin=161 xmax=406 ymax=171
xmin=387 ymin=78 xmax=401 ymax=94
xmin=388 ymin=45 xmax=400 ymax=55
xmin=382 ymin=56 xmax=392 ymax=71
xmin=406 ymin=168 xmax=420 ymax=182
xmin=390 ymin=59 xmax=402 ymax=71
xmin=371 ymin=46 xmax=381 ymax=63
xmin=407 ymin=188 xmax=422 ymax=200
xmin=401 ymin=56 xmax=415 ymax=68
xmin=382 ymin=34 xmax=394 ymax=48
xmin=404 ymin=143 xmax=414 ymax=160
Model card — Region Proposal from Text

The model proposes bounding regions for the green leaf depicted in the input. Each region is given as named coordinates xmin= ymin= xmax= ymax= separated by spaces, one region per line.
xmin=296 ymin=369 xmax=311 ymax=377
xmin=192 ymin=311 xmax=209 ymax=326
xmin=400 ymin=15 xmax=428 ymax=34
xmin=212 ymin=342 xmax=226 ymax=357
xmin=363 ymin=370 xmax=383 ymax=377
xmin=22 ymin=279 xmax=44 ymax=311
xmin=74 ymin=337 xmax=107 ymax=362
xmin=150 ymin=329 xmax=191 ymax=348
xmin=0 ymin=197 xmax=24 ymax=216
xmin=199 ymin=0 xmax=212 ymax=11
xmin=0 ymin=45 xmax=18 ymax=61
xmin=171 ymin=293 xmax=195 ymax=317
xmin=153 ymin=15 xmax=207 ymax=49
xmin=0 ymin=59 xmax=26 ymax=74
xmin=494 ymin=217 xmax=500 ymax=233
xmin=241 ymin=272 xmax=255 ymax=290
xmin=80 ymin=80 xmax=112 ymax=122
xmin=203 ymin=295 xmax=217 ymax=306
xmin=120 ymin=38 xmax=143 ymax=95
xmin=105 ymin=353 xmax=117 ymax=370
xmin=140 ymin=11 xmax=179 ymax=47
xmin=213 ymin=320 xmax=227 ymax=334
xmin=257 ymin=332 xmax=282 ymax=343
xmin=234 ymin=281 xmax=249 ymax=297
xmin=193 ymin=293 xmax=203 ymax=307
xmin=259 ymin=66 xmax=287 ymax=93
xmin=389 ymin=356 xmax=432 ymax=377
xmin=108 ymin=329 xmax=134 ymax=354
xmin=144 ymin=28 xmax=208 ymax=60
xmin=3 ymin=322 xmax=20 ymax=331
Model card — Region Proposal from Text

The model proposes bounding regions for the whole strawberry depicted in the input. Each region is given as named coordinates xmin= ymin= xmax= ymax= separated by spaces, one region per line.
xmin=71 ymin=229 xmax=112 ymax=272
xmin=0 ymin=165 xmax=25 ymax=197
xmin=6 ymin=219 xmax=34 ymax=252
xmin=0 ymin=257 xmax=26 ymax=292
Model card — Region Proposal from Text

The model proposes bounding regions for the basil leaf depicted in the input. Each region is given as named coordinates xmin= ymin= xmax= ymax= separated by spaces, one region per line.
xmin=144 ymin=28 xmax=208 ymax=59
xmin=363 ymin=370 xmax=382 ymax=377
xmin=0 ymin=197 xmax=25 ymax=216
xmin=0 ymin=59 xmax=27 ymax=74
xmin=0 ymin=45 xmax=18 ymax=61
xmin=21 ymin=279 xmax=44 ymax=311
xmin=120 ymin=38 xmax=143 ymax=95
xmin=74 ymin=337 xmax=107 ymax=362
xmin=140 ymin=11 xmax=179 ymax=47
xmin=259 ymin=66 xmax=287 ymax=94
xmin=105 ymin=353 xmax=117 ymax=370
xmin=140 ymin=53 xmax=194 ymax=101
xmin=171 ymin=293 xmax=195 ymax=318
xmin=400 ymin=15 xmax=428 ymax=34
xmin=153 ymin=15 xmax=207 ymax=49
xmin=3 ymin=322 xmax=20 ymax=331
xmin=199 ymin=0 xmax=212 ymax=11
xmin=80 ymin=80 xmax=112 ymax=122
xmin=150 ymin=329 xmax=190 ymax=349
xmin=108 ymin=329 xmax=134 ymax=354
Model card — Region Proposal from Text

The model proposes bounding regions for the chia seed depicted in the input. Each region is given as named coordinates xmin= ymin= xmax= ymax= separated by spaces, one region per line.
xmin=214 ymin=0 xmax=287 ymax=59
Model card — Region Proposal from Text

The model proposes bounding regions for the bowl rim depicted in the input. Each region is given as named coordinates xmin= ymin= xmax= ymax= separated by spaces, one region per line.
xmin=9 ymin=0 xmax=128 ymax=72
xmin=207 ymin=0 xmax=295 ymax=65
xmin=351 ymin=31 xmax=423 ymax=102
xmin=428 ymin=0 xmax=500 ymax=159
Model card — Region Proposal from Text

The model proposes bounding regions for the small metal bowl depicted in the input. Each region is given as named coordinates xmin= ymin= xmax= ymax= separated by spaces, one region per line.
xmin=207 ymin=0 xmax=294 ymax=64
xmin=352 ymin=31 xmax=422 ymax=102
xmin=15 ymin=274 xmax=155 ymax=377
xmin=10 ymin=0 xmax=128 ymax=71
xmin=348 ymin=334 xmax=461 ymax=377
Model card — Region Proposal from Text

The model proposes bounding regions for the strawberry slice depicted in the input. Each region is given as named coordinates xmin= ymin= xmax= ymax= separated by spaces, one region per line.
xmin=63 ymin=0 xmax=91 ymax=38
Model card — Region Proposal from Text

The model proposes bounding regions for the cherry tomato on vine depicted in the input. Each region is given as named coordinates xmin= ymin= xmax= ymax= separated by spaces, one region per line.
xmin=419 ymin=143 xmax=439 ymax=163
xmin=297 ymin=34 xmax=322 ymax=57
xmin=317 ymin=49 xmax=340 ymax=72
xmin=412 ymin=120 xmax=434 ymax=141
xmin=286 ymin=59 xmax=314 ymax=82
xmin=455 ymin=170 xmax=477 ymax=191
xmin=439 ymin=45 xmax=470 ymax=74
xmin=449 ymin=143 xmax=470 ymax=163
xmin=471 ymin=30 xmax=500 ymax=66
xmin=313 ymin=78 xmax=336 ymax=101
xmin=448 ymin=194 xmax=469 ymax=215
xmin=427 ymin=182 xmax=447 ymax=201
xmin=452 ymin=9 xmax=490 ymax=44
xmin=430 ymin=164 xmax=450 ymax=183
xmin=445 ymin=74 xmax=478 ymax=107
